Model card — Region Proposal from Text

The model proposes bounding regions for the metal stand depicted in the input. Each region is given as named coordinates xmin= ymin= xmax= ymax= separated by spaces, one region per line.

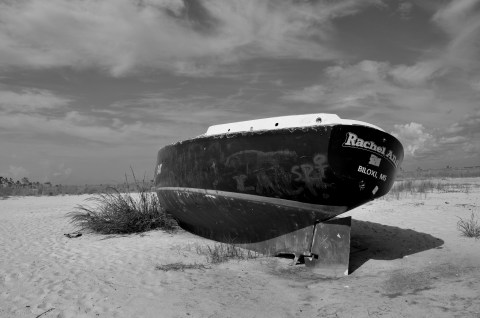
xmin=241 ymin=216 xmax=352 ymax=277
xmin=304 ymin=216 xmax=351 ymax=277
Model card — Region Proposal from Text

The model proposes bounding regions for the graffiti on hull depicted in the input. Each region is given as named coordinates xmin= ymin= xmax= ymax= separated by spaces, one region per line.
xmin=290 ymin=154 xmax=328 ymax=197
xmin=226 ymin=150 xmax=330 ymax=198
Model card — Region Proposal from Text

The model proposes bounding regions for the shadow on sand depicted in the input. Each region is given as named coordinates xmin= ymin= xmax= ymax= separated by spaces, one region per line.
xmin=349 ymin=219 xmax=444 ymax=274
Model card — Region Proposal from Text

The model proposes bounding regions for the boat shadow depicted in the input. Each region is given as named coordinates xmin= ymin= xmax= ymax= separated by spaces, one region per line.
xmin=348 ymin=219 xmax=444 ymax=274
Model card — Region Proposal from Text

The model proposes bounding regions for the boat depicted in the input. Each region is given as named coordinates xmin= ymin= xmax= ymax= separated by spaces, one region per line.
xmin=155 ymin=113 xmax=404 ymax=275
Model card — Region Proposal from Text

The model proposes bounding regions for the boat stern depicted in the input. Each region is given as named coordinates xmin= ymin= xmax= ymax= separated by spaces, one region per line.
xmin=328 ymin=124 xmax=404 ymax=202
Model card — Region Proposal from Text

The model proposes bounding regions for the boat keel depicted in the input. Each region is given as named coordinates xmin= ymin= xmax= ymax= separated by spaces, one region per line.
xmin=304 ymin=216 xmax=351 ymax=277
xmin=239 ymin=216 xmax=351 ymax=277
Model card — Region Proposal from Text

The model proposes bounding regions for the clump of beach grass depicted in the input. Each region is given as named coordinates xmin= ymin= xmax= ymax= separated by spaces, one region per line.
xmin=457 ymin=212 xmax=480 ymax=239
xmin=67 ymin=172 xmax=177 ymax=234
xmin=194 ymin=242 xmax=261 ymax=264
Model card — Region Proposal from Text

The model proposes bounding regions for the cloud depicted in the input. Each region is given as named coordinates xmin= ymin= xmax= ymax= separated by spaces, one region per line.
xmin=391 ymin=109 xmax=480 ymax=168
xmin=108 ymin=92 xmax=256 ymax=128
xmin=0 ymin=85 xmax=267 ymax=148
xmin=470 ymin=79 xmax=480 ymax=91
xmin=397 ymin=2 xmax=413 ymax=19
xmin=0 ymin=91 xmax=247 ymax=147
xmin=282 ymin=85 xmax=328 ymax=104
xmin=51 ymin=163 xmax=73 ymax=178
xmin=391 ymin=122 xmax=437 ymax=158
xmin=0 ymin=0 xmax=380 ymax=76
xmin=34 ymin=160 xmax=73 ymax=183
xmin=432 ymin=0 xmax=479 ymax=35
xmin=326 ymin=60 xmax=390 ymax=83
xmin=282 ymin=0 xmax=478 ymax=117
xmin=281 ymin=56 xmax=480 ymax=168
xmin=281 ymin=56 xmax=480 ymax=130
xmin=2 ymin=165 xmax=29 ymax=179
xmin=0 ymin=88 xmax=72 ymax=112
xmin=445 ymin=108 xmax=480 ymax=135
xmin=432 ymin=0 xmax=480 ymax=70
xmin=0 ymin=111 xmax=170 ymax=145
xmin=282 ymin=60 xmax=439 ymax=115
xmin=283 ymin=60 xmax=387 ymax=107
xmin=389 ymin=61 xmax=441 ymax=86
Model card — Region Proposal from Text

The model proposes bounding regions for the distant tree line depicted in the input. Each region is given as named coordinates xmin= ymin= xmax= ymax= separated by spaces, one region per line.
xmin=396 ymin=166 xmax=480 ymax=180
xmin=0 ymin=176 xmax=155 ymax=198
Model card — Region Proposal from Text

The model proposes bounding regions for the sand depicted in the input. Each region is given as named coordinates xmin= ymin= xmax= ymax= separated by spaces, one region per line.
xmin=1 ymin=178 xmax=479 ymax=318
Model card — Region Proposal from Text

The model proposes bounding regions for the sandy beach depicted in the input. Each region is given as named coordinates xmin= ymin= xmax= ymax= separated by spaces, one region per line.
xmin=1 ymin=178 xmax=479 ymax=318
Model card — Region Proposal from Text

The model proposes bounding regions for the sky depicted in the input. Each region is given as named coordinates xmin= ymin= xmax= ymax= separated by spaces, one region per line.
xmin=0 ymin=0 xmax=479 ymax=185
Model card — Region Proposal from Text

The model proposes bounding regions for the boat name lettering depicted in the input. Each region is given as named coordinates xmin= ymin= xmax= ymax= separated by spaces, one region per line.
xmin=358 ymin=165 xmax=378 ymax=178
xmin=357 ymin=165 xmax=388 ymax=181
xmin=343 ymin=132 xmax=400 ymax=167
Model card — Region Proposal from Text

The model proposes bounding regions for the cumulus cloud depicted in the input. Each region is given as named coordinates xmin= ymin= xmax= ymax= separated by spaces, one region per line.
xmin=391 ymin=123 xmax=437 ymax=158
xmin=0 ymin=0 xmax=380 ymax=76
xmin=391 ymin=109 xmax=480 ymax=168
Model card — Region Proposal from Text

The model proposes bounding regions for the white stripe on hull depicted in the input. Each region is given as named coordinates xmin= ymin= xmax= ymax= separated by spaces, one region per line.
xmin=156 ymin=186 xmax=348 ymax=215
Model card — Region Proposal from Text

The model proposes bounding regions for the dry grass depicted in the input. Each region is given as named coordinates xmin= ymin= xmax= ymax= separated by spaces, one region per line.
xmin=155 ymin=242 xmax=260 ymax=270
xmin=67 ymin=173 xmax=177 ymax=234
xmin=385 ymin=179 xmax=474 ymax=200
xmin=155 ymin=263 xmax=210 ymax=271
xmin=457 ymin=212 xmax=480 ymax=239
xmin=194 ymin=242 xmax=261 ymax=264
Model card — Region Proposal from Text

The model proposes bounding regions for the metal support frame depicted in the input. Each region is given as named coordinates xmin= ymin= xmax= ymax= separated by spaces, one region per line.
xmin=240 ymin=216 xmax=352 ymax=277
xmin=305 ymin=216 xmax=351 ymax=277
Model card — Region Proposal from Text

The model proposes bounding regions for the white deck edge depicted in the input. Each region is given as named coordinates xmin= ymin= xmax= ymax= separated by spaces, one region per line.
xmin=204 ymin=113 xmax=383 ymax=136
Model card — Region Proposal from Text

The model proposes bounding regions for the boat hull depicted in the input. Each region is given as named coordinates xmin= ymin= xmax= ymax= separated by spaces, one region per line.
xmin=155 ymin=124 xmax=403 ymax=244
xmin=156 ymin=187 xmax=347 ymax=243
